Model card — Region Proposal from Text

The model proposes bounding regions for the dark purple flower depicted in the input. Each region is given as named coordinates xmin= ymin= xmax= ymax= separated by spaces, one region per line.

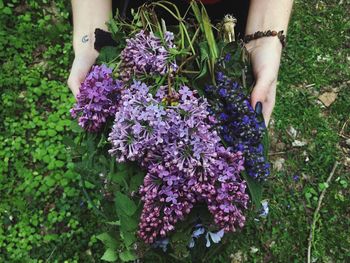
xmin=204 ymin=72 xmax=270 ymax=180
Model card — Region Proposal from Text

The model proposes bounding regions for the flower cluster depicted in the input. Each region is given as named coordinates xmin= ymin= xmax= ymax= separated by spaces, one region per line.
xmin=70 ymin=65 xmax=123 ymax=132
xmin=108 ymin=81 xmax=168 ymax=162
xmin=120 ymin=30 xmax=177 ymax=81
xmin=108 ymin=82 xmax=249 ymax=243
xmin=204 ymin=71 xmax=270 ymax=180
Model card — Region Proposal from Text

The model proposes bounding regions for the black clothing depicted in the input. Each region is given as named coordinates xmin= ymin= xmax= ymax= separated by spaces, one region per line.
xmin=95 ymin=0 xmax=250 ymax=51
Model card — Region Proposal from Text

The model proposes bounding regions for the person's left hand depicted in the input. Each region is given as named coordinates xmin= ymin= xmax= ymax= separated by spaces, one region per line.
xmin=245 ymin=37 xmax=283 ymax=127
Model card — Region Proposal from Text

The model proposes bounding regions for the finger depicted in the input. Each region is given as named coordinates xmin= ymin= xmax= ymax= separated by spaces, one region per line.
xmin=251 ymin=78 xmax=276 ymax=127
xmin=261 ymin=99 xmax=275 ymax=127
xmin=67 ymin=76 xmax=80 ymax=99
xmin=68 ymin=65 xmax=89 ymax=99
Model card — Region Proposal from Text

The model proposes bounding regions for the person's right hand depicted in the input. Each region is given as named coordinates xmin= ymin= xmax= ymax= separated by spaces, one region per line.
xmin=67 ymin=50 xmax=98 ymax=98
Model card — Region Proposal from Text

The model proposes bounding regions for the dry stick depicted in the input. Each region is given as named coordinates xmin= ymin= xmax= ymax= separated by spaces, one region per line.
xmin=339 ymin=118 xmax=350 ymax=139
xmin=307 ymin=161 xmax=339 ymax=263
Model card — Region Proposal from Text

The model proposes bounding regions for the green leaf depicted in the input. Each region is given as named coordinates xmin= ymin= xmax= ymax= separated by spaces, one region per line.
xmin=121 ymin=230 xmax=136 ymax=247
xmin=84 ymin=180 xmax=95 ymax=189
xmin=96 ymin=233 xmax=118 ymax=249
xmin=119 ymin=214 xmax=138 ymax=232
xmin=190 ymin=1 xmax=203 ymax=31
xmin=2 ymin=7 xmax=12 ymax=15
xmin=115 ymin=192 xmax=137 ymax=216
xmin=70 ymin=121 xmax=83 ymax=133
xmin=242 ymin=171 xmax=262 ymax=209
xmin=262 ymin=129 xmax=269 ymax=159
xmin=199 ymin=42 xmax=210 ymax=64
xmin=45 ymin=177 xmax=56 ymax=187
xmin=101 ymin=248 xmax=118 ymax=262
xmin=99 ymin=155 xmax=109 ymax=167
xmin=119 ymin=250 xmax=137 ymax=262
xmin=97 ymin=47 xmax=119 ymax=64
xmin=107 ymin=17 xmax=119 ymax=35
xmin=110 ymin=168 xmax=128 ymax=185
xmin=47 ymin=129 xmax=57 ymax=137
xmin=129 ymin=172 xmax=144 ymax=192
xmin=201 ymin=6 xmax=218 ymax=61
xmin=196 ymin=42 xmax=209 ymax=80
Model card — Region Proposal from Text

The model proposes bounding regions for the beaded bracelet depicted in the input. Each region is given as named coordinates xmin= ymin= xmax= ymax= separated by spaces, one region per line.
xmin=243 ymin=30 xmax=286 ymax=48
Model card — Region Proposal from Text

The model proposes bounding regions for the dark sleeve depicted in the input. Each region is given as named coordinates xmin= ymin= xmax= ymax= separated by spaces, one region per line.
xmin=97 ymin=0 xmax=250 ymax=51
xmin=94 ymin=28 xmax=117 ymax=52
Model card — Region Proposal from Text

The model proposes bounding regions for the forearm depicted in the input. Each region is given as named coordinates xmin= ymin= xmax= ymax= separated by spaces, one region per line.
xmin=71 ymin=0 xmax=112 ymax=56
xmin=246 ymin=0 xmax=293 ymax=35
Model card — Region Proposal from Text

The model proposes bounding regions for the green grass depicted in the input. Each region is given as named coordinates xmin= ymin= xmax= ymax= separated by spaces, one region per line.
xmin=0 ymin=0 xmax=349 ymax=262
xmin=216 ymin=0 xmax=350 ymax=262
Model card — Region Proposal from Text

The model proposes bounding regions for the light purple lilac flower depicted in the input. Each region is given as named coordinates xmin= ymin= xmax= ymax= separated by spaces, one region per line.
xmin=109 ymin=82 xmax=249 ymax=243
xmin=193 ymin=147 xmax=248 ymax=232
xmin=70 ymin=64 xmax=123 ymax=132
xmin=120 ymin=30 xmax=177 ymax=81
xmin=108 ymin=81 xmax=168 ymax=162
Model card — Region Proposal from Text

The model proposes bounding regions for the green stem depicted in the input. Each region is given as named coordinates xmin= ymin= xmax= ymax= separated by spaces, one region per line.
xmin=80 ymin=174 xmax=108 ymax=220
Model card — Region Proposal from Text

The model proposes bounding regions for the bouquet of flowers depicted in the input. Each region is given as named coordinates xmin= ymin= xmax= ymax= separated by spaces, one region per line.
xmin=69 ymin=1 xmax=270 ymax=262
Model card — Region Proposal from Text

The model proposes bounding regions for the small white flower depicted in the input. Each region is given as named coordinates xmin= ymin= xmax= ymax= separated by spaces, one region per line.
xmin=259 ymin=200 xmax=269 ymax=218
xmin=205 ymin=228 xmax=225 ymax=247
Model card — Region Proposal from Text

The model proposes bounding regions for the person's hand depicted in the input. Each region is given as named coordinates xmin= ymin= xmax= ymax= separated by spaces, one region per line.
xmin=67 ymin=49 xmax=98 ymax=98
xmin=245 ymin=37 xmax=283 ymax=127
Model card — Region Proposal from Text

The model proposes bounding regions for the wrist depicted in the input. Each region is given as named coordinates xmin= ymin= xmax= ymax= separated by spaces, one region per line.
xmin=244 ymin=30 xmax=286 ymax=50
xmin=73 ymin=31 xmax=98 ymax=57
xmin=73 ymin=44 xmax=99 ymax=58
xmin=245 ymin=36 xmax=283 ymax=53
xmin=73 ymin=48 xmax=99 ymax=62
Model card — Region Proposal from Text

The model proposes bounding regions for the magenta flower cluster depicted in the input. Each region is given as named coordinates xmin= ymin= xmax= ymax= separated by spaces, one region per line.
xmin=120 ymin=30 xmax=177 ymax=81
xmin=70 ymin=65 xmax=123 ymax=132
xmin=108 ymin=82 xmax=249 ymax=244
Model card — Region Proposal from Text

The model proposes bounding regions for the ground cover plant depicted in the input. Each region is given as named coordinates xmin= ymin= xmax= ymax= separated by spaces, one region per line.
xmin=0 ymin=0 xmax=349 ymax=262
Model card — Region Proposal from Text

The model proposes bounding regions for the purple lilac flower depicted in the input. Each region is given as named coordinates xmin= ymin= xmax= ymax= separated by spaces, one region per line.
xmin=120 ymin=30 xmax=177 ymax=81
xmin=109 ymin=82 xmax=249 ymax=243
xmin=108 ymin=81 xmax=168 ymax=162
xmin=148 ymin=87 xmax=248 ymax=242
xmin=138 ymin=164 xmax=197 ymax=244
xmin=70 ymin=65 xmax=123 ymax=132
xmin=195 ymin=148 xmax=248 ymax=232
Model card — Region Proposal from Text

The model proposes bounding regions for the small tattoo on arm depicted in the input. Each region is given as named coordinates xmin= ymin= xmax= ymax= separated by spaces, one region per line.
xmin=82 ymin=35 xmax=89 ymax=43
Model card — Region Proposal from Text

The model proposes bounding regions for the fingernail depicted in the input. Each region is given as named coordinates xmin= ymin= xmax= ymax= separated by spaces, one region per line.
xmin=255 ymin=101 xmax=262 ymax=115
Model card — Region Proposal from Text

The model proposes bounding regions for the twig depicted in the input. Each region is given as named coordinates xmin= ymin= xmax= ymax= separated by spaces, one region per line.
xmin=339 ymin=118 xmax=350 ymax=136
xmin=177 ymin=54 xmax=197 ymax=73
xmin=268 ymin=149 xmax=298 ymax=156
xmin=307 ymin=161 xmax=339 ymax=263
xmin=305 ymin=83 xmax=316 ymax=88
xmin=46 ymin=246 xmax=57 ymax=263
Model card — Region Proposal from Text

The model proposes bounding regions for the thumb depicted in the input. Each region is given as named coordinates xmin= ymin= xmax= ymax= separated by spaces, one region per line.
xmin=68 ymin=54 xmax=97 ymax=99
xmin=67 ymin=76 xmax=81 ymax=99
xmin=250 ymin=76 xmax=276 ymax=127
